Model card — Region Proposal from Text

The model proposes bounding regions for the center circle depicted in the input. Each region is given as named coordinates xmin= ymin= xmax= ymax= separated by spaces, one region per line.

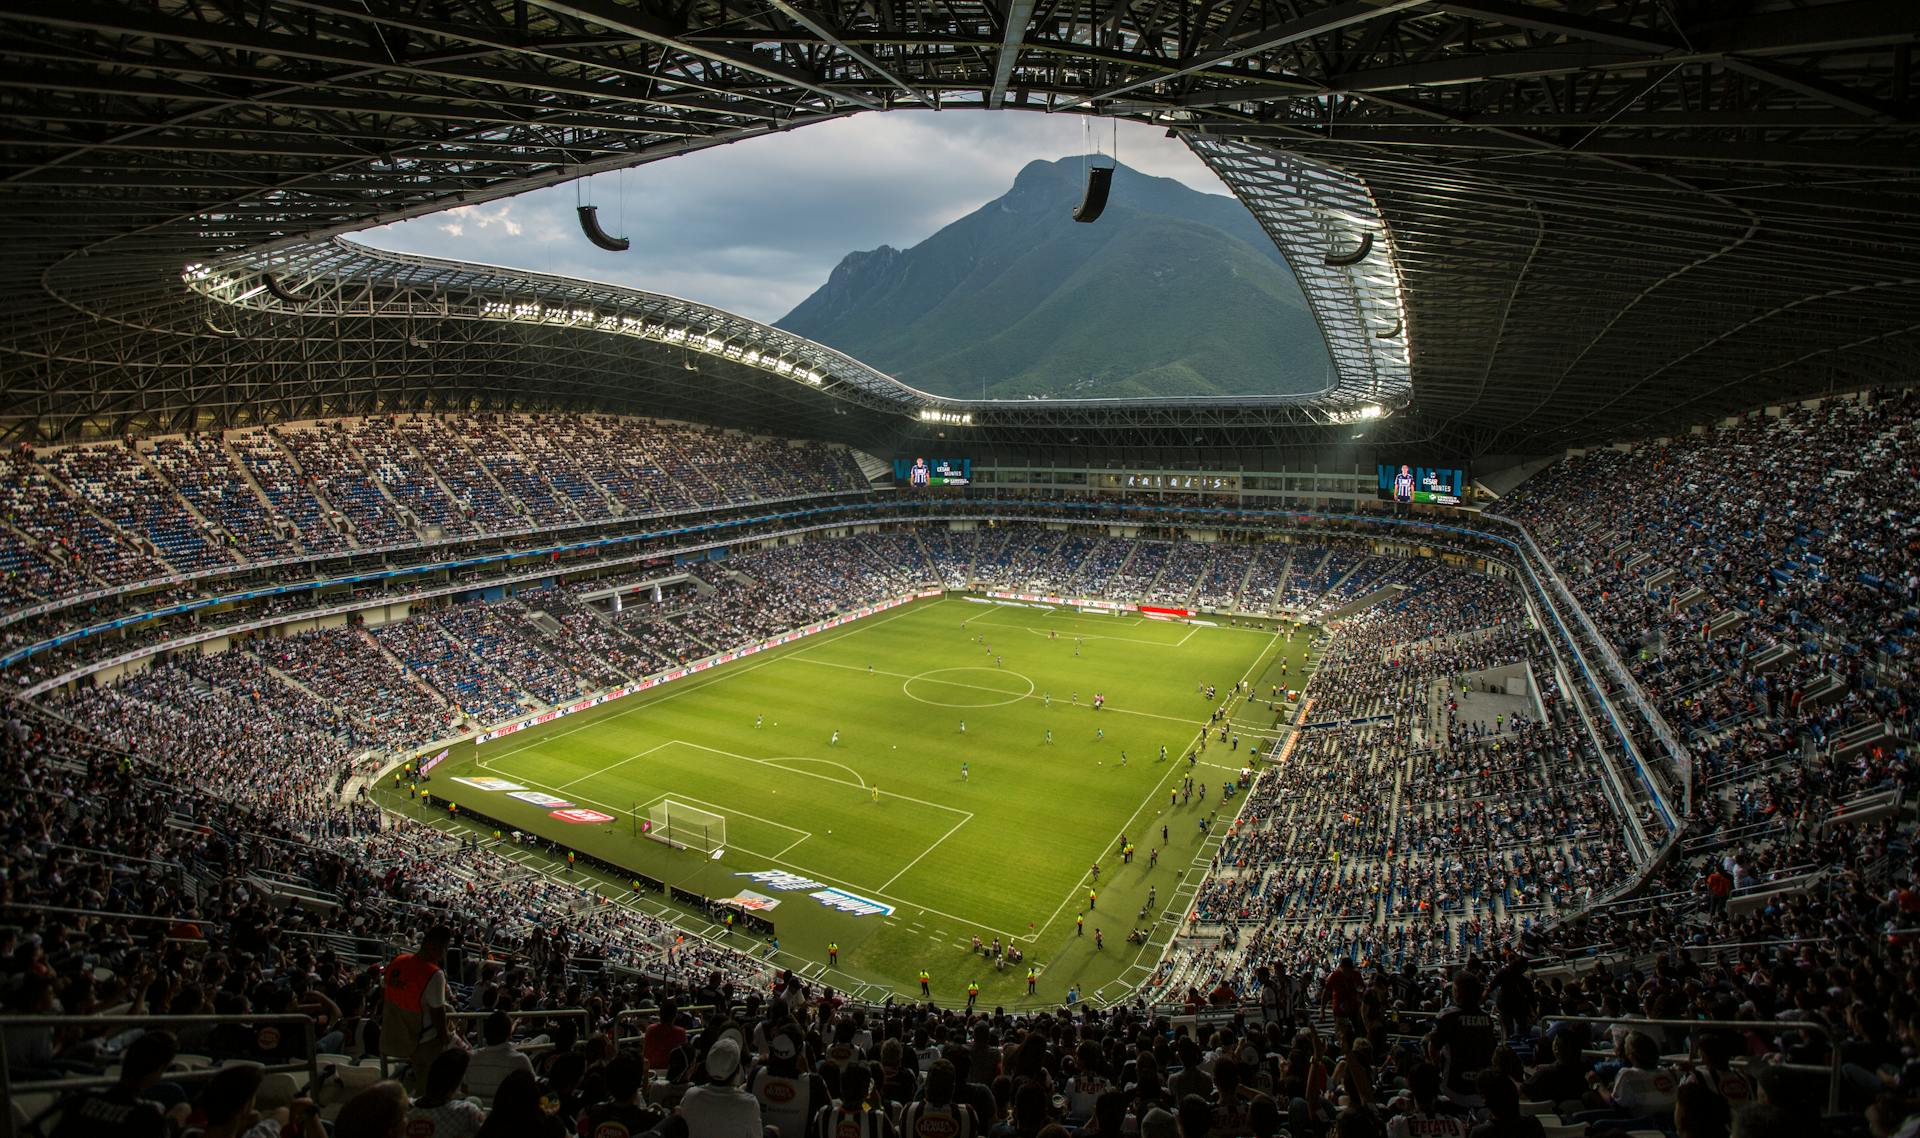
xmin=899 ymin=667 xmax=1037 ymax=708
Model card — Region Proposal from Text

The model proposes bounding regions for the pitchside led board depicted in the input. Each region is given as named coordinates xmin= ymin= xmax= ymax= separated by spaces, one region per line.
xmin=895 ymin=457 xmax=972 ymax=488
xmin=1377 ymin=463 xmax=1468 ymax=506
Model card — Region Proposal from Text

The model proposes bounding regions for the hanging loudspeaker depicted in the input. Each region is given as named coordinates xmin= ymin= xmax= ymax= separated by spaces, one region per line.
xmin=1072 ymin=166 xmax=1114 ymax=223
xmin=1324 ymin=231 xmax=1373 ymax=267
xmin=260 ymin=273 xmax=308 ymax=305
xmin=577 ymin=205 xmax=631 ymax=252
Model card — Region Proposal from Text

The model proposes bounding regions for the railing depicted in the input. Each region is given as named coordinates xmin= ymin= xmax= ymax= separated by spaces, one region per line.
xmin=0 ymin=1013 xmax=319 ymax=1138
xmin=609 ymin=1005 xmax=724 ymax=1046
xmin=1541 ymin=1014 xmax=1840 ymax=1114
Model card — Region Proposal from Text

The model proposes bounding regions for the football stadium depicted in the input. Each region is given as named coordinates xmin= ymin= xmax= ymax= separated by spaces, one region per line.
xmin=0 ymin=2 xmax=1916 ymax=1136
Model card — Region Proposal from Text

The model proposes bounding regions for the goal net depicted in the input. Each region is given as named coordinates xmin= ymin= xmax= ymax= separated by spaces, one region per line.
xmin=645 ymin=800 xmax=727 ymax=853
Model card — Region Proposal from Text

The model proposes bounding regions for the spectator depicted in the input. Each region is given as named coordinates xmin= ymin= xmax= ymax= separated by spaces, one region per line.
xmin=680 ymin=1031 xmax=762 ymax=1138
xmin=475 ymin=1069 xmax=567 ymax=1138
xmin=1386 ymin=1063 xmax=1466 ymax=1138
xmin=464 ymin=1010 xmax=533 ymax=1103
xmin=48 ymin=1029 xmax=189 ymax=1138
xmin=1466 ymin=1071 xmax=1544 ymax=1138
xmin=334 ymin=1081 xmax=411 ymax=1138
xmin=407 ymin=1049 xmax=487 ymax=1138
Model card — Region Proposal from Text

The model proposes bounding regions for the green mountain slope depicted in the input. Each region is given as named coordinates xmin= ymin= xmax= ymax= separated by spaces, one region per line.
xmin=775 ymin=158 xmax=1331 ymax=400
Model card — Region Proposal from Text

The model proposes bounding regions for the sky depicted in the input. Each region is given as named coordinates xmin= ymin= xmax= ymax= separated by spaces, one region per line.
xmin=357 ymin=112 xmax=1230 ymax=325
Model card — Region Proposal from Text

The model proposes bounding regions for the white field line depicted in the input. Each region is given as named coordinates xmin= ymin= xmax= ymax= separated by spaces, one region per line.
xmin=478 ymin=598 xmax=948 ymax=766
xmin=1013 ymin=625 xmax=1191 ymax=648
xmin=674 ymin=741 xmax=972 ymax=818
xmin=554 ymin=741 xmax=675 ymax=790
xmin=1023 ymin=627 xmax=1283 ymax=945
xmin=633 ymin=789 xmax=811 ymax=840
xmin=480 ymin=761 xmax=1026 ymax=939
xmin=785 ymin=656 xmax=1197 ymax=726
xmin=878 ymin=812 xmax=973 ymax=892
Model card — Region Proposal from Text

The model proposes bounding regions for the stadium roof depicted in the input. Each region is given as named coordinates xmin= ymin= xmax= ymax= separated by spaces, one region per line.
xmin=1 ymin=0 xmax=1916 ymax=457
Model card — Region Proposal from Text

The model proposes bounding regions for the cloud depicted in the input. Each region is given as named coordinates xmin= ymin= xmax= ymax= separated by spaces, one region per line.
xmin=356 ymin=112 xmax=1239 ymax=324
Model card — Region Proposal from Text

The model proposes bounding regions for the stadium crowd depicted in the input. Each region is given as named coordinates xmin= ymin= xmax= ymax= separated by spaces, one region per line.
xmin=2 ymin=392 xmax=1918 ymax=1138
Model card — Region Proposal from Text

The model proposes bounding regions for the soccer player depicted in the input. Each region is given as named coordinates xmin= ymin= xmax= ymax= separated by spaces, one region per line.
xmin=1096 ymin=727 xmax=1104 ymax=741
xmin=1043 ymin=693 xmax=1050 ymax=708
xmin=867 ymin=663 xmax=873 ymax=675
xmin=959 ymin=720 xmax=966 ymax=734
xmin=1045 ymin=729 xmax=1053 ymax=745
xmin=1159 ymin=744 xmax=1167 ymax=762
xmin=830 ymin=730 xmax=839 ymax=746
xmin=1120 ymin=751 xmax=1128 ymax=767
xmin=756 ymin=714 xmax=763 ymax=729
xmin=961 ymin=762 xmax=969 ymax=781
xmin=871 ymin=785 xmax=879 ymax=803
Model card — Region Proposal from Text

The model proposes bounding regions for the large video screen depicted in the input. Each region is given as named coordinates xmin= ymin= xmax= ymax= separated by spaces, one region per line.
xmin=895 ymin=457 xmax=971 ymax=487
xmin=1377 ymin=463 xmax=1466 ymax=506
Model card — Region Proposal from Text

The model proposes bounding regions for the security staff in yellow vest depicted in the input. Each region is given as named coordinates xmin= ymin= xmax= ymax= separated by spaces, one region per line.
xmin=380 ymin=924 xmax=453 ymax=1091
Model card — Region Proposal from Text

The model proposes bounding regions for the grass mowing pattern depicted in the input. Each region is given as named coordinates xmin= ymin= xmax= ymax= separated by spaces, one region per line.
xmin=421 ymin=596 xmax=1308 ymax=1007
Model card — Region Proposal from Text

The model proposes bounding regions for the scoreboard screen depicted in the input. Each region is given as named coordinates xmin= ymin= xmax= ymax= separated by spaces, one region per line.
xmin=896 ymin=457 xmax=971 ymax=487
xmin=1377 ymin=463 xmax=1466 ymax=506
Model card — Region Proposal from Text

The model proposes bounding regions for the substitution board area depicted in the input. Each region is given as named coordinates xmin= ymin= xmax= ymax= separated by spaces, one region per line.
xmin=416 ymin=596 xmax=1307 ymax=1006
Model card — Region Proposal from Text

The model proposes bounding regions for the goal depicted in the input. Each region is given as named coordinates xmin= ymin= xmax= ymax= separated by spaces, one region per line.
xmin=645 ymin=800 xmax=727 ymax=853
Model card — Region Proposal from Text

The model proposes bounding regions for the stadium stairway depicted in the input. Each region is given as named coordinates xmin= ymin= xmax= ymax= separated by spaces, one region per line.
xmin=1232 ymin=559 xmax=1260 ymax=613
xmin=848 ymin=448 xmax=892 ymax=488
xmin=359 ymin=627 xmax=456 ymax=711
xmin=1326 ymin=582 xmax=1409 ymax=622
xmin=239 ymin=429 xmax=360 ymax=551
xmin=1266 ymin=551 xmax=1294 ymax=614
xmin=211 ymin=433 xmax=315 ymax=555
xmin=37 ymin=459 xmax=184 ymax=578
xmin=133 ymin=442 xmax=243 ymax=552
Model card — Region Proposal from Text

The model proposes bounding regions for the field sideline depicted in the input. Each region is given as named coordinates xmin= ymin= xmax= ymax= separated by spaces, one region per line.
xmin=409 ymin=595 xmax=1312 ymax=1006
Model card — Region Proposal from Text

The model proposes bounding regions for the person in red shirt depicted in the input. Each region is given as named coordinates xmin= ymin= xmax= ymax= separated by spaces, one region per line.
xmin=642 ymin=1000 xmax=689 ymax=1072
xmin=1320 ymin=958 xmax=1364 ymax=1050
xmin=1706 ymin=869 xmax=1733 ymax=915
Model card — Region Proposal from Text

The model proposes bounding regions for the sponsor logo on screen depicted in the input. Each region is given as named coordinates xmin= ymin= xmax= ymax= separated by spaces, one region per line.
xmin=810 ymin=887 xmax=894 ymax=918
xmin=550 ymin=808 xmax=614 ymax=824
xmin=508 ymin=790 xmax=573 ymax=807
xmin=724 ymin=890 xmax=782 ymax=912
xmin=736 ymin=870 xmax=826 ymax=892
xmin=451 ymin=777 xmax=526 ymax=792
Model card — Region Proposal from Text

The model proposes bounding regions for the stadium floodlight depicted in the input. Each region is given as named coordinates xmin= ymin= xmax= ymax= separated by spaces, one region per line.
xmin=646 ymin=800 xmax=727 ymax=853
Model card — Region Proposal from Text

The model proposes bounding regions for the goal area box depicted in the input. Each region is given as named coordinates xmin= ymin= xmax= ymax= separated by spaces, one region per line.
xmin=644 ymin=800 xmax=727 ymax=852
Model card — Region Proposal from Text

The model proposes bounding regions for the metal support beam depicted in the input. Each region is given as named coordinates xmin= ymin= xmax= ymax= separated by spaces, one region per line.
xmin=989 ymin=0 xmax=1040 ymax=110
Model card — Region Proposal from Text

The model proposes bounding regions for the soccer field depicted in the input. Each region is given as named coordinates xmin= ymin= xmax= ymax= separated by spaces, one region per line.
xmin=417 ymin=595 xmax=1308 ymax=1006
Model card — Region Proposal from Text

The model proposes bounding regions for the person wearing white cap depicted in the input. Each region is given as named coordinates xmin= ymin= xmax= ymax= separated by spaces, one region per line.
xmin=749 ymin=1029 xmax=829 ymax=1138
xmin=679 ymin=1029 xmax=763 ymax=1138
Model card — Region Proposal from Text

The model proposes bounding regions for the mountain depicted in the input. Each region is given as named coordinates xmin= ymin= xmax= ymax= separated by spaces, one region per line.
xmin=775 ymin=158 xmax=1330 ymax=400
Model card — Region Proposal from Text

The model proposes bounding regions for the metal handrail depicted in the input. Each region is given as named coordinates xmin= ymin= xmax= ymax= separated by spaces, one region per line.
xmin=0 ymin=1013 xmax=319 ymax=1138
xmin=1541 ymin=1014 xmax=1839 ymax=1114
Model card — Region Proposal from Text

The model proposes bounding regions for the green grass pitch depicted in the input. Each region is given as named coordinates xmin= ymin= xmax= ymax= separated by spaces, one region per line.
xmin=413 ymin=595 xmax=1309 ymax=1007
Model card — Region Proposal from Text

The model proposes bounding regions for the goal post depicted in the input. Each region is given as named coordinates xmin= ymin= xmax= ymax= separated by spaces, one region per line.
xmin=645 ymin=800 xmax=727 ymax=853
